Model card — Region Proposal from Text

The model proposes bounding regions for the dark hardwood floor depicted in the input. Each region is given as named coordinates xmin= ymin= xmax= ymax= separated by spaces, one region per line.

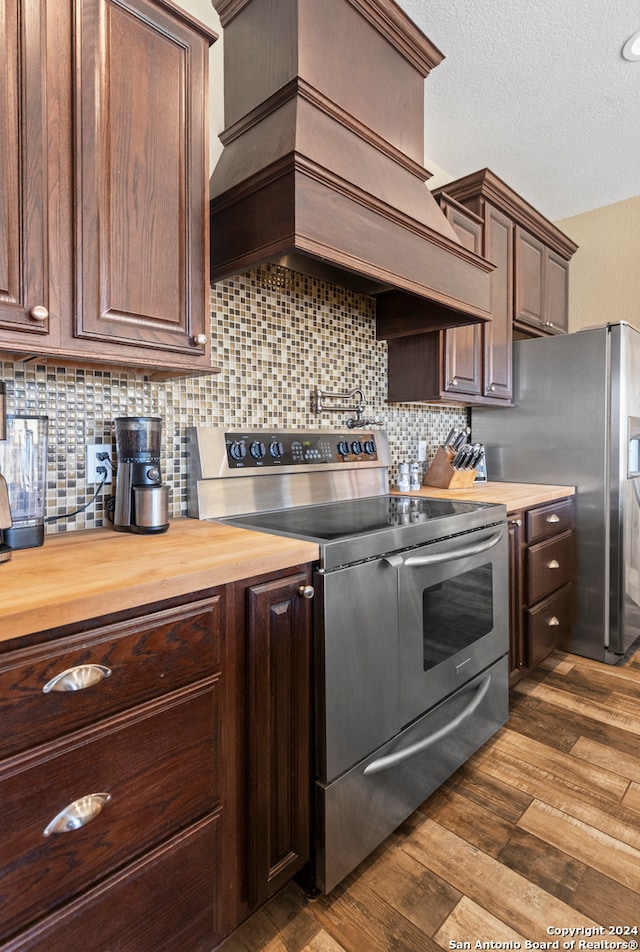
xmin=221 ymin=649 xmax=640 ymax=950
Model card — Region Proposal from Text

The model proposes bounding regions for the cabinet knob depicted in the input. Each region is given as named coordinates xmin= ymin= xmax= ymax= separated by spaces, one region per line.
xmin=192 ymin=333 xmax=207 ymax=346
xmin=509 ymin=518 xmax=522 ymax=527
xmin=489 ymin=384 xmax=496 ymax=392
xmin=43 ymin=792 xmax=112 ymax=836
xmin=547 ymin=616 xmax=560 ymax=627
xmin=29 ymin=304 xmax=49 ymax=322
xmin=42 ymin=664 xmax=112 ymax=693
xmin=547 ymin=559 xmax=560 ymax=569
xmin=298 ymin=584 xmax=315 ymax=600
xmin=546 ymin=513 xmax=560 ymax=523
xmin=450 ymin=378 xmax=458 ymax=386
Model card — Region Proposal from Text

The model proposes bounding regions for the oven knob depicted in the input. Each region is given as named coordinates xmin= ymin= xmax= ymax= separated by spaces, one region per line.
xmin=269 ymin=441 xmax=284 ymax=459
xmin=229 ymin=441 xmax=246 ymax=461
xmin=350 ymin=440 xmax=363 ymax=455
xmin=337 ymin=440 xmax=350 ymax=456
xmin=363 ymin=439 xmax=377 ymax=454
xmin=250 ymin=440 xmax=266 ymax=460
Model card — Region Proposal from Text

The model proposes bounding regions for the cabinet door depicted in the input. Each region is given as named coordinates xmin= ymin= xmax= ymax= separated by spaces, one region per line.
xmin=514 ymin=226 xmax=545 ymax=329
xmin=245 ymin=572 xmax=312 ymax=908
xmin=72 ymin=0 xmax=210 ymax=360
xmin=0 ymin=0 xmax=55 ymax=341
xmin=482 ymin=204 xmax=513 ymax=400
xmin=545 ymin=250 xmax=569 ymax=333
xmin=442 ymin=200 xmax=483 ymax=398
xmin=507 ymin=513 xmax=525 ymax=684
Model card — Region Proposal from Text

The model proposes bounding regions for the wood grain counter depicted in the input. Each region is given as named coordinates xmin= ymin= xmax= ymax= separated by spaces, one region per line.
xmin=0 ymin=519 xmax=319 ymax=643
xmin=391 ymin=481 xmax=575 ymax=512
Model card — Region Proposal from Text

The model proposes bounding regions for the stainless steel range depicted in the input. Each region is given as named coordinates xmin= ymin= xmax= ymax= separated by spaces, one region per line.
xmin=188 ymin=427 xmax=509 ymax=894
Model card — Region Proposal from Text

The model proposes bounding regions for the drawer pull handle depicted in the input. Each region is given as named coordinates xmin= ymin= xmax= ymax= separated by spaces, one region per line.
xmin=546 ymin=514 xmax=560 ymax=523
xmin=43 ymin=792 xmax=112 ymax=836
xmin=547 ymin=559 xmax=560 ymax=569
xmin=43 ymin=664 xmax=112 ymax=693
xmin=548 ymin=616 xmax=560 ymax=627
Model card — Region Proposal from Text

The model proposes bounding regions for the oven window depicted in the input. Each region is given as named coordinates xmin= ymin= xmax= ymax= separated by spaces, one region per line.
xmin=422 ymin=563 xmax=494 ymax=670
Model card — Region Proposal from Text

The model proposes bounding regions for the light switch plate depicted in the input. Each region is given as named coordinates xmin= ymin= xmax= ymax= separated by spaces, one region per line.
xmin=418 ymin=440 xmax=428 ymax=462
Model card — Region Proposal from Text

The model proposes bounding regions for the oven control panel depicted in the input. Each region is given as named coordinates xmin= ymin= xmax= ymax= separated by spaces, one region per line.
xmin=224 ymin=430 xmax=379 ymax=469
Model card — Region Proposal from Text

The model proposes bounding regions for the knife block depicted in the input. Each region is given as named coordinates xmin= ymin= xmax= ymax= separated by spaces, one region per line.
xmin=423 ymin=446 xmax=478 ymax=489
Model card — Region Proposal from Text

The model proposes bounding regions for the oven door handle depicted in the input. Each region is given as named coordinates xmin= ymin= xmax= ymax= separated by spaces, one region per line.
xmin=363 ymin=673 xmax=492 ymax=776
xmin=401 ymin=530 xmax=503 ymax=567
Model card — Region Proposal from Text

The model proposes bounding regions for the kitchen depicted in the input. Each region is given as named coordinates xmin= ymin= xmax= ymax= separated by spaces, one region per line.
xmin=2 ymin=0 xmax=640 ymax=949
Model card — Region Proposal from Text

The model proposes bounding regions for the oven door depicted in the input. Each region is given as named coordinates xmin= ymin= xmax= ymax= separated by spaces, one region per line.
xmin=395 ymin=522 xmax=508 ymax=726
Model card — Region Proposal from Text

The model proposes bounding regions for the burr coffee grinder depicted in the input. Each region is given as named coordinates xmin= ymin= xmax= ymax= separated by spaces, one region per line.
xmin=113 ymin=416 xmax=169 ymax=534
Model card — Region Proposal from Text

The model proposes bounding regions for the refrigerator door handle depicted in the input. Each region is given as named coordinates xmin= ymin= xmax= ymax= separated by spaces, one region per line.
xmin=628 ymin=416 xmax=640 ymax=478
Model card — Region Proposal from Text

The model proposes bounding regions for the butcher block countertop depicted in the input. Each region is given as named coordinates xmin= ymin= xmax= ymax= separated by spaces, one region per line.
xmin=392 ymin=481 xmax=575 ymax=512
xmin=1 ymin=518 xmax=319 ymax=643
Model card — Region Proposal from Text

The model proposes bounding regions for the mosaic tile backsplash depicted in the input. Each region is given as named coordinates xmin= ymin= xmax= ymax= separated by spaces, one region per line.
xmin=0 ymin=268 xmax=469 ymax=535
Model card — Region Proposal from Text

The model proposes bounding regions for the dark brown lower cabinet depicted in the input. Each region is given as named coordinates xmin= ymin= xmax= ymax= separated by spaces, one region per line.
xmin=4 ymin=815 xmax=221 ymax=952
xmin=0 ymin=565 xmax=315 ymax=949
xmin=507 ymin=514 xmax=525 ymax=685
xmin=508 ymin=498 xmax=575 ymax=685
xmin=0 ymin=591 xmax=224 ymax=952
xmin=238 ymin=569 xmax=313 ymax=912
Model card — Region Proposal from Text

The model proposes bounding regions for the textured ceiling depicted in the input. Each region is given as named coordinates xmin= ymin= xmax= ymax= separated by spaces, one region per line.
xmin=400 ymin=0 xmax=640 ymax=221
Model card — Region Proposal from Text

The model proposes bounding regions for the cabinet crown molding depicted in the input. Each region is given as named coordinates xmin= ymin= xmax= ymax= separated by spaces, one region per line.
xmin=435 ymin=168 xmax=579 ymax=261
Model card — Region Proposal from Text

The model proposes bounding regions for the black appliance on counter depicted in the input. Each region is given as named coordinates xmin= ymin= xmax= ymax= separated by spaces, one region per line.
xmin=113 ymin=417 xmax=169 ymax=534
xmin=188 ymin=427 xmax=509 ymax=894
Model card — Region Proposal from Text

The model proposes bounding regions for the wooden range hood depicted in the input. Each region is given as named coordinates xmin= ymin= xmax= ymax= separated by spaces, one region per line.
xmin=210 ymin=0 xmax=495 ymax=330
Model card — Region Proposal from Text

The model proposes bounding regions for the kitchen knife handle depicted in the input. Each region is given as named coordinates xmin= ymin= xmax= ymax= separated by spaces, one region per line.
xmin=42 ymin=664 xmax=112 ymax=693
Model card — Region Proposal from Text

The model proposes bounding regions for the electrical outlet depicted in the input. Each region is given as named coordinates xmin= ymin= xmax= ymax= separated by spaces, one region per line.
xmin=86 ymin=443 xmax=113 ymax=484
xmin=418 ymin=440 xmax=428 ymax=462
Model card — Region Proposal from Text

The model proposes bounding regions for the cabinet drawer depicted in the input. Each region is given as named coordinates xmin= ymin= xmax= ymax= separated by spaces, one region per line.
xmin=526 ymin=531 xmax=574 ymax=605
xmin=526 ymin=584 xmax=574 ymax=668
xmin=526 ymin=498 xmax=573 ymax=543
xmin=1 ymin=813 xmax=222 ymax=952
xmin=0 ymin=681 xmax=219 ymax=941
xmin=0 ymin=594 xmax=223 ymax=759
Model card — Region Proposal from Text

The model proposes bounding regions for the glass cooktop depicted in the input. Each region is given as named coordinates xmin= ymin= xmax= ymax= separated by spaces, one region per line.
xmin=225 ymin=494 xmax=497 ymax=542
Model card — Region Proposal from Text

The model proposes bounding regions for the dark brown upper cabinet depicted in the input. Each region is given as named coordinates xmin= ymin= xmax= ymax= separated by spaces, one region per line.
xmin=384 ymin=169 xmax=578 ymax=406
xmin=438 ymin=170 xmax=578 ymax=340
xmin=0 ymin=0 xmax=58 ymax=345
xmin=1 ymin=0 xmax=218 ymax=378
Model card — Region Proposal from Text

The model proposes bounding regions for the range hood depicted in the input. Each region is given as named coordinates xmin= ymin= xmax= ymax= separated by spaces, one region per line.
xmin=210 ymin=0 xmax=495 ymax=326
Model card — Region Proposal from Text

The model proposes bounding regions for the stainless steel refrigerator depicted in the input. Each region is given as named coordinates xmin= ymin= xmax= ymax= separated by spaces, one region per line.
xmin=472 ymin=322 xmax=640 ymax=664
